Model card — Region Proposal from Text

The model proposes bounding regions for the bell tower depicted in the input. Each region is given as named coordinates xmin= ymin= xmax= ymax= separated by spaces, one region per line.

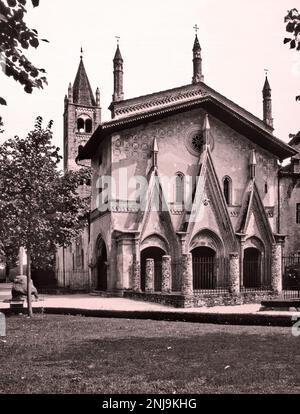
xmin=63 ymin=50 xmax=101 ymax=172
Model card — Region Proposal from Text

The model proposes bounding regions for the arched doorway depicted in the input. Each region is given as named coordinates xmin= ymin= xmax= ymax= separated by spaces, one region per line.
xmin=192 ymin=247 xmax=216 ymax=290
xmin=243 ymin=248 xmax=262 ymax=288
xmin=141 ymin=247 xmax=165 ymax=292
xmin=96 ymin=238 xmax=108 ymax=291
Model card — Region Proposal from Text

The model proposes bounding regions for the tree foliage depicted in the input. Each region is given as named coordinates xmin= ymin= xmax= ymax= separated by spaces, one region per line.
xmin=284 ymin=8 xmax=300 ymax=50
xmin=284 ymin=8 xmax=300 ymax=101
xmin=0 ymin=117 xmax=91 ymax=272
xmin=0 ymin=0 xmax=47 ymax=105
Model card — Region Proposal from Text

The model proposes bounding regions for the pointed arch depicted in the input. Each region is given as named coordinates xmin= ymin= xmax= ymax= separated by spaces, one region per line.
xmin=137 ymin=168 xmax=179 ymax=259
xmin=237 ymin=181 xmax=275 ymax=246
xmin=243 ymin=236 xmax=266 ymax=289
xmin=190 ymin=229 xmax=228 ymax=291
xmin=95 ymin=235 xmax=108 ymax=291
xmin=244 ymin=236 xmax=265 ymax=253
xmin=189 ymin=228 xmax=225 ymax=258
xmin=141 ymin=233 xmax=169 ymax=254
xmin=182 ymin=147 xmax=237 ymax=253
xmin=140 ymin=234 xmax=169 ymax=293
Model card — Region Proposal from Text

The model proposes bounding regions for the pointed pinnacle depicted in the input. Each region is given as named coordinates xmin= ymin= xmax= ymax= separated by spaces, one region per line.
xmin=263 ymin=76 xmax=271 ymax=90
xmin=114 ymin=44 xmax=123 ymax=61
xmin=203 ymin=114 xmax=210 ymax=131
xmin=250 ymin=150 xmax=257 ymax=165
xmin=193 ymin=34 xmax=201 ymax=51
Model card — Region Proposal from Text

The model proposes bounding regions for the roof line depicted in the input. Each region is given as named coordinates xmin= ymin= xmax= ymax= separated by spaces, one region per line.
xmin=109 ymin=81 xmax=274 ymax=134
xmin=103 ymin=96 xmax=294 ymax=154
xmin=78 ymin=96 xmax=297 ymax=161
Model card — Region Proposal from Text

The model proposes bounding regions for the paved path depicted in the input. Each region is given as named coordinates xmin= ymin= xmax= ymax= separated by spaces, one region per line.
xmin=1 ymin=283 xmax=299 ymax=317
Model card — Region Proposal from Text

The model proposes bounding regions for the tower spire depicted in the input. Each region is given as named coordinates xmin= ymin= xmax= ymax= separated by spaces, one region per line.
xmin=113 ymin=38 xmax=124 ymax=102
xmin=192 ymin=25 xmax=204 ymax=84
xmin=263 ymin=71 xmax=273 ymax=128
xmin=63 ymin=54 xmax=101 ymax=172
xmin=73 ymin=54 xmax=96 ymax=106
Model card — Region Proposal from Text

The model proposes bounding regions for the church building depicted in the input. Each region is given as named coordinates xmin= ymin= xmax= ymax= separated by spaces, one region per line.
xmin=58 ymin=33 xmax=299 ymax=307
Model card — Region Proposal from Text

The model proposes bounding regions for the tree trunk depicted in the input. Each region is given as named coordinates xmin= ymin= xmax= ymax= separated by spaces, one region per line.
xmin=19 ymin=246 xmax=24 ymax=276
xmin=5 ymin=265 xmax=10 ymax=283
xmin=27 ymin=251 xmax=33 ymax=318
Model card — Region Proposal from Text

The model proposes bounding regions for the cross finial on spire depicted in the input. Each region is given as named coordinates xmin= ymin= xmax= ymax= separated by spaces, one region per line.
xmin=264 ymin=68 xmax=269 ymax=78
xmin=192 ymin=24 xmax=203 ymax=83
xmin=80 ymin=47 xmax=84 ymax=59
xmin=115 ymin=36 xmax=120 ymax=45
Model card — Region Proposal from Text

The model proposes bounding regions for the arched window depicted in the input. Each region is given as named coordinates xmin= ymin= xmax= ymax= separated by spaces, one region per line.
xmin=223 ymin=176 xmax=232 ymax=205
xmin=175 ymin=173 xmax=184 ymax=205
xmin=77 ymin=115 xmax=92 ymax=133
xmin=265 ymin=182 xmax=268 ymax=194
xmin=85 ymin=119 xmax=93 ymax=133
xmin=77 ymin=118 xmax=85 ymax=132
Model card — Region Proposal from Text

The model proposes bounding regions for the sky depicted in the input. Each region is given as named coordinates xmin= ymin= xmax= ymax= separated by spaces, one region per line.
xmin=0 ymin=0 xmax=299 ymax=154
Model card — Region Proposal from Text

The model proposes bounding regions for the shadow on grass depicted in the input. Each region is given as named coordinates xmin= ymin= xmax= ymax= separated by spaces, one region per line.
xmin=0 ymin=315 xmax=300 ymax=394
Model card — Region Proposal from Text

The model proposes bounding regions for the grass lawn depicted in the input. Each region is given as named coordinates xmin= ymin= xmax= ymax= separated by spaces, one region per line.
xmin=0 ymin=314 xmax=299 ymax=394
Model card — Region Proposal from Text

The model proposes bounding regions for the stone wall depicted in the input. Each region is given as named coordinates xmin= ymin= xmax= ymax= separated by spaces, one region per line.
xmin=123 ymin=291 xmax=186 ymax=308
xmin=84 ymin=102 xmax=281 ymax=294
xmin=108 ymin=108 xmax=278 ymax=234
xmin=280 ymin=175 xmax=300 ymax=255
xmin=124 ymin=291 xmax=279 ymax=308
xmin=55 ymin=226 xmax=90 ymax=290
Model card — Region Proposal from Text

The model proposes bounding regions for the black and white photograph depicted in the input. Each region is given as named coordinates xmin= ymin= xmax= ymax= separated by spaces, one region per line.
xmin=0 ymin=0 xmax=300 ymax=401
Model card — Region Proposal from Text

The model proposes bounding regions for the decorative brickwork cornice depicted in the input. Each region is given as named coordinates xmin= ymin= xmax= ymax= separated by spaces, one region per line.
xmin=109 ymin=82 xmax=273 ymax=134
xmin=78 ymin=82 xmax=297 ymax=162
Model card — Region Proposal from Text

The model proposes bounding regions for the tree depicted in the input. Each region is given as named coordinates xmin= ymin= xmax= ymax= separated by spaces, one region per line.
xmin=0 ymin=236 xmax=19 ymax=280
xmin=284 ymin=8 xmax=300 ymax=101
xmin=0 ymin=117 xmax=91 ymax=316
xmin=0 ymin=0 xmax=47 ymax=106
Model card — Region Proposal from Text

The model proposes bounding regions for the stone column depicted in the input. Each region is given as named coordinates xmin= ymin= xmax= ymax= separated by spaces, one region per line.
xmin=239 ymin=235 xmax=246 ymax=289
xmin=145 ymin=259 xmax=154 ymax=293
xmin=271 ymin=243 xmax=282 ymax=294
xmin=132 ymin=236 xmax=141 ymax=292
xmin=162 ymin=255 xmax=172 ymax=294
xmin=116 ymin=234 xmax=138 ymax=291
xmin=229 ymin=253 xmax=240 ymax=295
xmin=116 ymin=238 xmax=124 ymax=291
xmin=177 ymin=232 xmax=187 ymax=255
xmin=181 ymin=253 xmax=193 ymax=297
xmin=132 ymin=261 xmax=141 ymax=292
